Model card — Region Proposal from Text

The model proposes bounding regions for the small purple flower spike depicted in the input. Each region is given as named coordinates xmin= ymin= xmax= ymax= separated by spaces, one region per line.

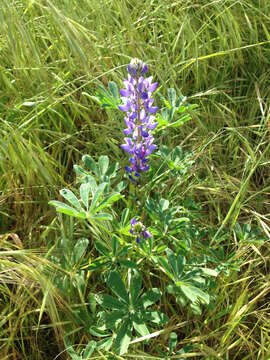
xmin=129 ymin=217 xmax=152 ymax=244
xmin=119 ymin=58 xmax=158 ymax=180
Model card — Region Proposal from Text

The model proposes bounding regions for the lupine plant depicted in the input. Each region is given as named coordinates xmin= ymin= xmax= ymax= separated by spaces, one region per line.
xmin=49 ymin=58 xmax=249 ymax=357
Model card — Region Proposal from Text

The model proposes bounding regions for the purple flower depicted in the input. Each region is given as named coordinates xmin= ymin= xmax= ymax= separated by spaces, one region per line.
xmin=119 ymin=58 xmax=158 ymax=180
xmin=129 ymin=217 xmax=152 ymax=243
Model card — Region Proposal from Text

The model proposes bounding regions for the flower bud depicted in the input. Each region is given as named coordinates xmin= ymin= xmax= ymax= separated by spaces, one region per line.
xmin=127 ymin=58 xmax=148 ymax=78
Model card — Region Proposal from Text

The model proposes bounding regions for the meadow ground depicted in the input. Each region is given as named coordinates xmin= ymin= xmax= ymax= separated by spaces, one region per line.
xmin=0 ymin=0 xmax=270 ymax=359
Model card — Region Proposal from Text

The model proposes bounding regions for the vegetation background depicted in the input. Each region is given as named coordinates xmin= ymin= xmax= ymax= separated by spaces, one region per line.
xmin=0 ymin=0 xmax=270 ymax=359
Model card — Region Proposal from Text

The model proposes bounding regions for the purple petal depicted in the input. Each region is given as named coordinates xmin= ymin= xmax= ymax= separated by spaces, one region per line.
xmin=148 ymin=82 xmax=158 ymax=92
xmin=147 ymin=122 xmax=158 ymax=130
xmin=141 ymin=164 xmax=149 ymax=172
xmin=123 ymin=128 xmax=133 ymax=135
xmin=121 ymin=144 xmax=133 ymax=154
xmin=125 ymin=166 xmax=133 ymax=173
xmin=141 ymin=130 xmax=149 ymax=137
xmin=147 ymin=106 xmax=158 ymax=114
xmin=141 ymin=92 xmax=148 ymax=100
xmin=143 ymin=230 xmax=152 ymax=238
xmin=136 ymin=236 xmax=140 ymax=243
xmin=120 ymin=89 xmax=130 ymax=97
xmin=145 ymin=144 xmax=157 ymax=155
xmin=141 ymin=64 xmax=148 ymax=75
xmin=119 ymin=103 xmax=131 ymax=112
xmin=131 ymin=218 xmax=137 ymax=226
xmin=129 ymin=157 xmax=136 ymax=164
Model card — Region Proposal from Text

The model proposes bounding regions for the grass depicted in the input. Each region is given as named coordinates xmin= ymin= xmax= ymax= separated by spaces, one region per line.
xmin=0 ymin=0 xmax=270 ymax=359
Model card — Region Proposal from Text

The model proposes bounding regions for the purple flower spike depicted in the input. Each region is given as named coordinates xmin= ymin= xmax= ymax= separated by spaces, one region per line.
xmin=129 ymin=218 xmax=152 ymax=244
xmin=119 ymin=58 xmax=158 ymax=180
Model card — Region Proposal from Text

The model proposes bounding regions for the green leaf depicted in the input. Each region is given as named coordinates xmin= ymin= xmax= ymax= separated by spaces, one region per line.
xmin=121 ymin=208 xmax=129 ymax=226
xmin=86 ymin=176 xmax=98 ymax=195
xmin=89 ymin=183 xmax=107 ymax=211
xmin=190 ymin=302 xmax=202 ymax=315
xmin=114 ymin=319 xmax=132 ymax=355
xmin=49 ymin=201 xmax=86 ymax=219
xmin=133 ymin=316 xmax=150 ymax=337
xmin=160 ymin=198 xmax=170 ymax=212
xmin=175 ymin=95 xmax=186 ymax=107
xmin=115 ymin=181 xmax=127 ymax=192
xmin=166 ymin=284 xmax=180 ymax=294
xmin=108 ymin=81 xmax=119 ymax=101
xmin=158 ymin=256 xmax=173 ymax=279
xmin=180 ymin=284 xmax=210 ymax=305
xmin=143 ymin=310 xmax=168 ymax=325
xmin=166 ymin=248 xmax=178 ymax=277
xmin=138 ymin=288 xmax=161 ymax=308
xmin=94 ymin=192 xmax=122 ymax=213
xmin=82 ymin=260 xmax=109 ymax=271
xmin=88 ymin=293 xmax=96 ymax=314
xmin=80 ymin=183 xmax=91 ymax=211
xmin=73 ymin=164 xmax=89 ymax=176
xmin=60 ymin=189 xmax=83 ymax=211
xmin=107 ymin=162 xmax=119 ymax=177
xmin=89 ymin=326 xmax=111 ymax=337
xmin=176 ymin=254 xmax=186 ymax=278
xmin=130 ymin=269 xmax=142 ymax=305
xmin=97 ymin=337 xmax=113 ymax=351
xmin=104 ymin=310 xmax=126 ymax=328
xmin=118 ymin=259 xmax=137 ymax=269
xmin=64 ymin=339 xmax=82 ymax=360
xmin=176 ymin=294 xmax=188 ymax=307
xmin=107 ymin=271 xmax=129 ymax=304
xmin=98 ymin=294 xmax=125 ymax=310
xmin=83 ymin=341 xmax=96 ymax=358
xmin=94 ymin=241 xmax=110 ymax=257
xmin=91 ymin=212 xmax=113 ymax=221
xmin=169 ymin=332 xmax=178 ymax=352
xmin=73 ymin=238 xmax=89 ymax=264
xmin=98 ymin=155 xmax=109 ymax=176
xmin=112 ymin=236 xmax=118 ymax=256
xmin=200 ymin=268 xmax=218 ymax=277
xmin=167 ymin=88 xmax=176 ymax=107
xmin=82 ymin=155 xmax=98 ymax=175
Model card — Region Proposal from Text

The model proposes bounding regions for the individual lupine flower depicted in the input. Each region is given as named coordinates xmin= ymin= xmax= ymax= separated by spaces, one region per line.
xmin=119 ymin=58 xmax=158 ymax=180
xmin=129 ymin=217 xmax=152 ymax=244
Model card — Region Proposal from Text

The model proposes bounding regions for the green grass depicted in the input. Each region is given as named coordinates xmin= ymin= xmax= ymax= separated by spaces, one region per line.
xmin=1 ymin=0 xmax=270 ymax=359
